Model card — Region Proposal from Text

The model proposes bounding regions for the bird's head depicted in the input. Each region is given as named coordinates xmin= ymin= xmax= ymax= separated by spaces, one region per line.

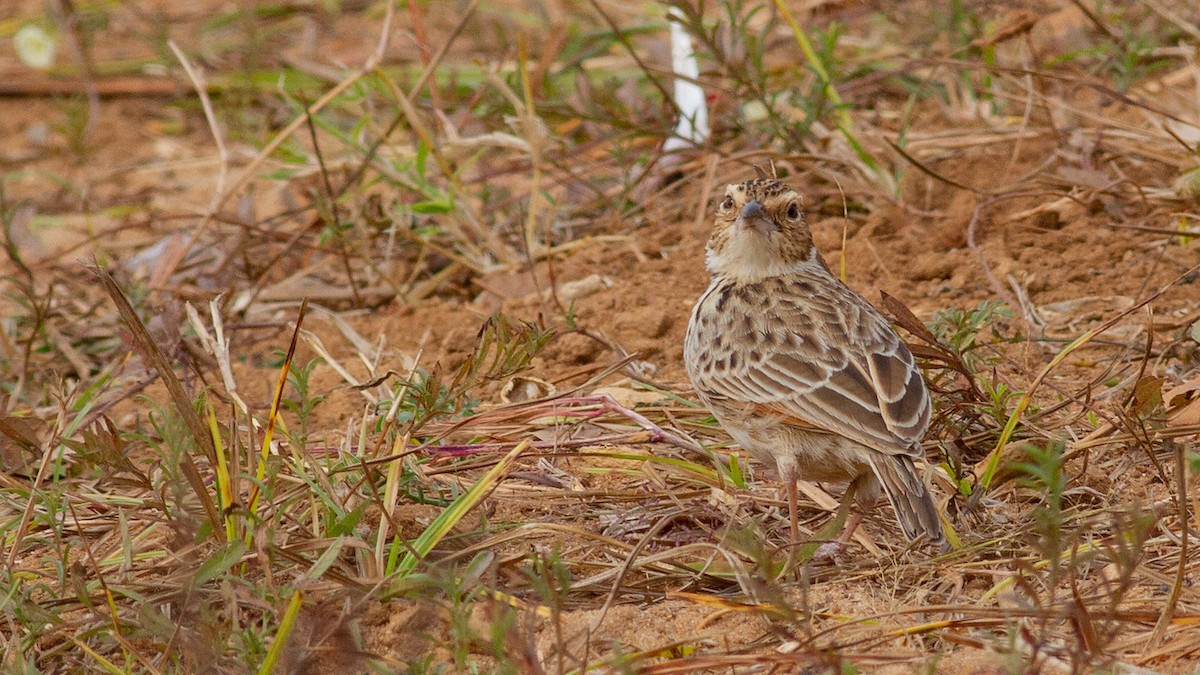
xmin=705 ymin=179 xmax=817 ymax=281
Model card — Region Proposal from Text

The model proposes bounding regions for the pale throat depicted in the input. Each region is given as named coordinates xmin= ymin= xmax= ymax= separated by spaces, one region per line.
xmin=705 ymin=229 xmax=821 ymax=282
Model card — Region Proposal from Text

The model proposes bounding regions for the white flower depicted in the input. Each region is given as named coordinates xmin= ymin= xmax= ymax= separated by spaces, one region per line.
xmin=14 ymin=24 xmax=57 ymax=71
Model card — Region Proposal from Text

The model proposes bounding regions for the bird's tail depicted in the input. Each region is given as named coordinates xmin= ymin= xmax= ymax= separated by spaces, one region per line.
xmin=870 ymin=455 xmax=946 ymax=547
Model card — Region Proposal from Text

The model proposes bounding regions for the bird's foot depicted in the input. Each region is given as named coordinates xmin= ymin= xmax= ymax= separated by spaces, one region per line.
xmin=811 ymin=541 xmax=845 ymax=562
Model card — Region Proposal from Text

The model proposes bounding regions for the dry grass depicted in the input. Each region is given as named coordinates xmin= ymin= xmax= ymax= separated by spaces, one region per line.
xmin=1 ymin=0 xmax=1200 ymax=672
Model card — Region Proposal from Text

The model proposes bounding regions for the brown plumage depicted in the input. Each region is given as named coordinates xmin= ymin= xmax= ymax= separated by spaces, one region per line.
xmin=684 ymin=179 xmax=945 ymax=550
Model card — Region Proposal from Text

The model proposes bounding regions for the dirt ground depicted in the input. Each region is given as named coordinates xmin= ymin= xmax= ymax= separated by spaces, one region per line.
xmin=3 ymin=0 xmax=1200 ymax=673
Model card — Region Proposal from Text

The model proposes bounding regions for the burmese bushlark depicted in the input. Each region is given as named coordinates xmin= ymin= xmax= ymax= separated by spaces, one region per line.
xmin=684 ymin=178 xmax=945 ymax=552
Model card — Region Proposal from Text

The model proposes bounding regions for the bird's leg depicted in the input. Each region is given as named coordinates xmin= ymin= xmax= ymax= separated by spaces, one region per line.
xmin=776 ymin=461 xmax=805 ymax=578
xmin=784 ymin=463 xmax=800 ymax=544
xmin=834 ymin=512 xmax=865 ymax=547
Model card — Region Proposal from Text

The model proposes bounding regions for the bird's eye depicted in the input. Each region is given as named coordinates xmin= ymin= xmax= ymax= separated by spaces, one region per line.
xmin=720 ymin=195 xmax=735 ymax=211
xmin=786 ymin=202 xmax=801 ymax=221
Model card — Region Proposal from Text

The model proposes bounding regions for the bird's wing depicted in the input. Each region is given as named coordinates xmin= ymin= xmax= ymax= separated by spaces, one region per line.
xmin=695 ymin=305 xmax=930 ymax=457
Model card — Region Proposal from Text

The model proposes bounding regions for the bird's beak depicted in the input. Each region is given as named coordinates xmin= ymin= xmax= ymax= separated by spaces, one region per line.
xmin=736 ymin=200 xmax=774 ymax=235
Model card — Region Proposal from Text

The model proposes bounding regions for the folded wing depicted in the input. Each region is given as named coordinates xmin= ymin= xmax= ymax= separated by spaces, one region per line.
xmin=696 ymin=319 xmax=930 ymax=458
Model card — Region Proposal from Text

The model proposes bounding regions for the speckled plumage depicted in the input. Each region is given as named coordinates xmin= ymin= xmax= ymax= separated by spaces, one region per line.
xmin=684 ymin=179 xmax=944 ymax=547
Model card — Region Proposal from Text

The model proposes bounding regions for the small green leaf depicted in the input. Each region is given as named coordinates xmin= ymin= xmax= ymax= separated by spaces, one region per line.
xmin=415 ymin=140 xmax=429 ymax=178
xmin=1189 ymin=452 xmax=1200 ymax=473
xmin=304 ymin=537 xmax=344 ymax=582
xmin=411 ymin=197 xmax=453 ymax=214
xmin=195 ymin=540 xmax=247 ymax=586
xmin=264 ymin=168 xmax=297 ymax=180
xmin=328 ymin=503 xmax=367 ymax=537
xmin=727 ymin=454 xmax=744 ymax=488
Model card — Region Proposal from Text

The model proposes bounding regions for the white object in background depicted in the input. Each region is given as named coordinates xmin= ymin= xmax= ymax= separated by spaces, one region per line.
xmin=14 ymin=24 xmax=57 ymax=71
xmin=664 ymin=6 xmax=709 ymax=152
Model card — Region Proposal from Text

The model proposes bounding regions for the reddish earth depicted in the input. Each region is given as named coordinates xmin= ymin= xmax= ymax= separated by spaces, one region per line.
xmin=3 ymin=0 xmax=1200 ymax=672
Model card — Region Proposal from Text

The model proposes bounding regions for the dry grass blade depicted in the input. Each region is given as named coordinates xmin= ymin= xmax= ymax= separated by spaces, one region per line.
xmin=91 ymin=265 xmax=220 ymax=530
xmin=1147 ymin=442 xmax=1189 ymax=649
xmin=981 ymin=262 xmax=1200 ymax=490
xmin=150 ymin=1 xmax=397 ymax=286
xmin=248 ymin=297 xmax=308 ymax=518
xmin=886 ymin=137 xmax=983 ymax=194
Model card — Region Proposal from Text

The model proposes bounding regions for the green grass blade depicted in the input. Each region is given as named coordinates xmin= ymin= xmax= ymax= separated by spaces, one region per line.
xmin=980 ymin=328 xmax=1101 ymax=489
xmin=304 ymin=536 xmax=344 ymax=582
xmin=390 ymin=439 xmax=530 ymax=578
xmin=257 ymin=589 xmax=304 ymax=675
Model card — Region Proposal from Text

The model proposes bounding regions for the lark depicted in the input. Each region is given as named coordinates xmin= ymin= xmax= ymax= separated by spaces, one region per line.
xmin=684 ymin=178 xmax=945 ymax=553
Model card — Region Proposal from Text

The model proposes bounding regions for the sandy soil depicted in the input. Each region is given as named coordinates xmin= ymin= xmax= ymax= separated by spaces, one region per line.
xmin=3 ymin=0 xmax=1200 ymax=672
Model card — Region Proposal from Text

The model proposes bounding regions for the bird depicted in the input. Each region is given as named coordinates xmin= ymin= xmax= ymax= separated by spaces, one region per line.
xmin=683 ymin=178 xmax=945 ymax=554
